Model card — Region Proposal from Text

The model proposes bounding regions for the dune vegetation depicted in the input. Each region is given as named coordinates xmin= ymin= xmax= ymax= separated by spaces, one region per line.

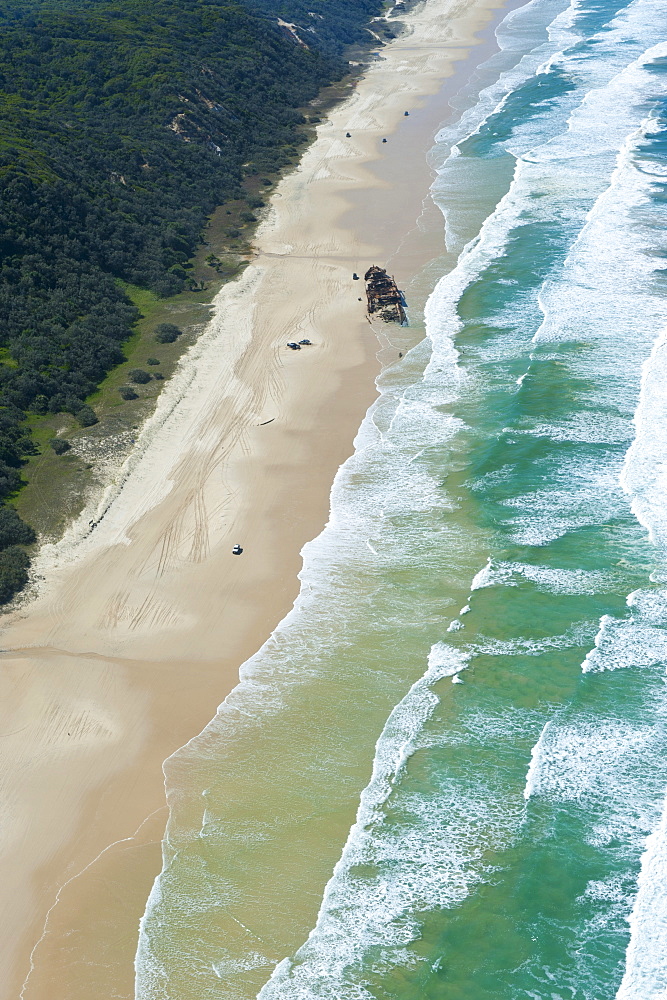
xmin=0 ymin=0 xmax=388 ymax=601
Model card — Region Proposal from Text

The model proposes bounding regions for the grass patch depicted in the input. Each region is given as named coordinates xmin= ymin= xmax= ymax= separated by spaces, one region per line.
xmin=0 ymin=347 xmax=18 ymax=368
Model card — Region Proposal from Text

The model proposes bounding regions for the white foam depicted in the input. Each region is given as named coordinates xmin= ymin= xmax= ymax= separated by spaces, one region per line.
xmin=605 ymin=230 xmax=667 ymax=987
xmin=616 ymin=794 xmax=667 ymax=1000
xmin=469 ymin=626 xmax=594 ymax=659
xmin=531 ymin=113 xmax=667 ymax=359
xmin=622 ymin=328 xmax=667 ymax=555
xmin=470 ymin=557 xmax=514 ymax=591
xmin=515 ymin=412 xmax=634 ymax=445
xmin=502 ymin=460 xmax=626 ymax=548
xmin=470 ymin=557 xmax=614 ymax=595
xmin=519 ymin=699 xmax=667 ymax=899
xmin=524 ymin=721 xmax=552 ymax=799
xmin=523 ymin=719 xmax=654 ymax=807
xmin=582 ymin=590 xmax=667 ymax=674
xmin=583 ymin=875 xmax=630 ymax=905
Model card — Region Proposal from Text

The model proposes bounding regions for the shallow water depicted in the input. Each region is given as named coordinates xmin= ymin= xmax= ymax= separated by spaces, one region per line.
xmin=136 ymin=0 xmax=667 ymax=996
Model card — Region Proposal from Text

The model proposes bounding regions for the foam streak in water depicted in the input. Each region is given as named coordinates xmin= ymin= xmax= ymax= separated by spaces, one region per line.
xmin=523 ymin=721 xmax=552 ymax=799
xmin=616 ymin=794 xmax=667 ymax=1000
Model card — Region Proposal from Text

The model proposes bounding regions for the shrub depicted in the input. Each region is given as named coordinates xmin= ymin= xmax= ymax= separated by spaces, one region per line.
xmin=0 ymin=546 xmax=31 ymax=604
xmin=49 ymin=438 xmax=71 ymax=455
xmin=155 ymin=323 xmax=182 ymax=344
xmin=239 ymin=211 xmax=256 ymax=224
xmin=225 ymin=228 xmax=241 ymax=239
xmin=0 ymin=506 xmax=36 ymax=549
xmin=76 ymin=405 xmax=98 ymax=427
xmin=0 ymin=463 xmax=20 ymax=497
xmin=153 ymin=372 xmax=165 ymax=380
xmin=128 ymin=369 xmax=151 ymax=384
xmin=146 ymin=358 xmax=160 ymax=365
xmin=119 ymin=387 xmax=138 ymax=400
xmin=153 ymin=278 xmax=181 ymax=298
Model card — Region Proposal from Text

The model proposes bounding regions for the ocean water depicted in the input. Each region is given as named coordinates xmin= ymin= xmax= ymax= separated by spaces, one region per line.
xmin=135 ymin=0 xmax=667 ymax=997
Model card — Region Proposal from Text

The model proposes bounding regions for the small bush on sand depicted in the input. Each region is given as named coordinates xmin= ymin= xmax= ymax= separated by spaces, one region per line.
xmin=119 ymin=387 xmax=138 ymax=400
xmin=146 ymin=358 xmax=160 ymax=366
xmin=128 ymin=369 xmax=151 ymax=384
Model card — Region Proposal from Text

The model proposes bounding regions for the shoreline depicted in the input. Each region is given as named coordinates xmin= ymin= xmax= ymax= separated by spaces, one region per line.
xmin=0 ymin=1 xmax=518 ymax=997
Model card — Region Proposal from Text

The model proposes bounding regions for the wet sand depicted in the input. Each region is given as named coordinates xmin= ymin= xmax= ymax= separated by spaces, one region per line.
xmin=0 ymin=1 xmax=514 ymax=997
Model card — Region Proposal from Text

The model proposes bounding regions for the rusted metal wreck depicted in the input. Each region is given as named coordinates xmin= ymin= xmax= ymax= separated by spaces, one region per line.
xmin=364 ymin=266 xmax=407 ymax=324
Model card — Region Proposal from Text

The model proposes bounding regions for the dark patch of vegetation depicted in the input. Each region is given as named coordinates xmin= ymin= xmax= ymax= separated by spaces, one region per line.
xmin=128 ymin=369 xmax=152 ymax=384
xmin=0 ymin=506 xmax=36 ymax=548
xmin=0 ymin=547 xmax=31 ymax=603
xmin=155 ymin=323 xmax=183 ymax=344
xmin=146 ymin=358 xmax=160 ymax=366
xmin=119 ymin=387 xmax=138 ymax=400
xmin=49 ymin=438 xmax=71 ymax=454
xmin=76 ymin=405 xmax=98 ymax=427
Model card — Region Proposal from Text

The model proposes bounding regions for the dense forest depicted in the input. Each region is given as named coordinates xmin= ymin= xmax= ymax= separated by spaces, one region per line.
xmin=0 ymin=0 xmax=386 ymax=602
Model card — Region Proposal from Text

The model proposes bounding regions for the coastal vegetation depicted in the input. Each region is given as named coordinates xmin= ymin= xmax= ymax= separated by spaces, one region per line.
xmin=0 ymin=0 xmax=387 ymax=602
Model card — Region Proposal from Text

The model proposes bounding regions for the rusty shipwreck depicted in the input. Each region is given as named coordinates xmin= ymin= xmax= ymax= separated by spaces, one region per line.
xmin=364 ymin=266 xmax=407 ymax=325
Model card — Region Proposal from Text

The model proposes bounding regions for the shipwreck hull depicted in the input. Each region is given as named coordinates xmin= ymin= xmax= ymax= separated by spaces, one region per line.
xmin=364 ymin=266 xmax=407 ymax=324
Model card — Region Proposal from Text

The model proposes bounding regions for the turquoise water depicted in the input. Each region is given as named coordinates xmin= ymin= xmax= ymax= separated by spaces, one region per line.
xmin=136 ymin=0 xmax=667 ymax=997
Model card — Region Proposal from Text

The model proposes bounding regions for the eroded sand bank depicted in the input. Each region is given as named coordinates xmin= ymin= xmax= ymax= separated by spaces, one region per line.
xmin=0 ymin=1 xmax=512 ymax=996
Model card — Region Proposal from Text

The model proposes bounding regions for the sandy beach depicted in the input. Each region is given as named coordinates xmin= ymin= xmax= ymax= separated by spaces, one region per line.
xmin=0 ymin=1 xmax=513 ymax=997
